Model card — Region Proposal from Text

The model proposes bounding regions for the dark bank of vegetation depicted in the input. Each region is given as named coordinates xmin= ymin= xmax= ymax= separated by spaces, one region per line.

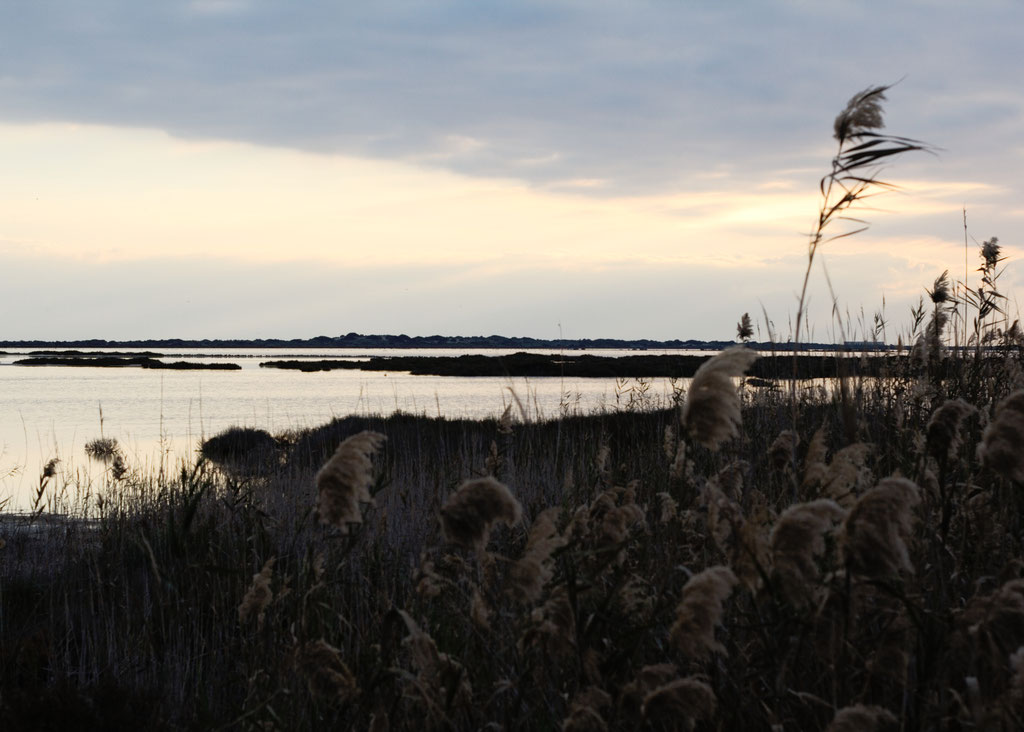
xmin=261 ymin=352 xmax=938 ymax=379
xmin=4 ymin=86 xmax=1024 ymax=731
xmin=13 ymin=356 xmax=242 ymax=370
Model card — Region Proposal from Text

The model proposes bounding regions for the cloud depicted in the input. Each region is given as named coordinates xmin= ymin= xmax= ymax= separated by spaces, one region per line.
xmin=0 ymin=2 xmax=1022 ymax=194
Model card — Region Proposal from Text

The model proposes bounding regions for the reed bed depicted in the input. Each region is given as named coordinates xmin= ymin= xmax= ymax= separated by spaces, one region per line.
xmin=3 ymin=86 xmax=1023 ymax=730
xmin=1 ymin=347 xmax=1022 ymax=730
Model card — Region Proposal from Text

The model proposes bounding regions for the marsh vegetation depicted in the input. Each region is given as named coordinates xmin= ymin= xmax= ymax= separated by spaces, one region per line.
xmin=2 ymin=86 xmax=1023 ymax=730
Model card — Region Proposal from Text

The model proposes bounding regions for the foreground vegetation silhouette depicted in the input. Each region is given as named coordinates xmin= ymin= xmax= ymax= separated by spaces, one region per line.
xmin=2 ymin=86 xmax=1024 ymax=731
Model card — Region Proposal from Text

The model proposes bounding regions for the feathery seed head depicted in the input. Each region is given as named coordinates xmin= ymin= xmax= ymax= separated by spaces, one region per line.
xmin=736 ymin=312 xmax=754 ymax=342
xmin=642 ymin=677 xmax=717 ymax=731
xmin=926 ymin=399 xmax=977 ymax=463
xmin=768 ymin=430 xmax=799 ymax=473
xmin=295 ymin=639 xmax=359 ymax=703
xmin=670 ymin=565 xmax=738 ymax=660
xmin=441 ymin=476 xmax=522 ymax=551
xmin=85 ymin=437 xmax=121 ymax=464
xmin=508 ymin=507 xmax=567 ymax=603
xmin=315 ymin=431 xmax=386 ymax=532
xmin=840 ymin=477 xmax=920 ymax=578
xmin=42 ymin=458 xmax=60 ymax=479
xmin=802 ymin=425 xmax=830 ymax=490
xmin=833 ymin=85 xmax=887 ymax=143
xmin=238 ymin=557 xmax=275 ymax=628
xmin=928 ymin=270 xmax=951 ymax=304
xmin=562 ymin=687 xmax=612 ymax=732
xmin=826 ymin=704 xmax=897 ymax=732
xmin=978 ymin=390 xmax=1024 ymax=483
xmin=682 ymin=346 xmax=758 ymax=450
xmin=981 ymin=236 xmax=1002 ymax=270
xmin=770 ymin=499 xmax=846 ymax=606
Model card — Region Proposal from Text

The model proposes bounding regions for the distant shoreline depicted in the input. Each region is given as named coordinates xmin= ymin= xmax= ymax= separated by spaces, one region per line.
xmin=0 ymin=333 xmax=887 ymax=351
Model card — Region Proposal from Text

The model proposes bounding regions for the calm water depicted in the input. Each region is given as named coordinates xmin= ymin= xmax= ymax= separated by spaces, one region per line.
xmin=0 ymin=347 xmax=704 ymax=508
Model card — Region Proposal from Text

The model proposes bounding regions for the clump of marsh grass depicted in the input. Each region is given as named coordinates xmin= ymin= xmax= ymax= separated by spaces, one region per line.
xmin=670 ymin=565 xmax=738 ymax=660
xmin=440 ymin=476 xmax=522 ymax=552
xmin=682 ymin=346 xmax=758 ymax=450
xmin=978 ymin=390 xmax=1024 ymax=483
xmin=315 ymin=430 xmax=386 ymax=532
xmin=839 ymin=477 xmax=920 ymax=578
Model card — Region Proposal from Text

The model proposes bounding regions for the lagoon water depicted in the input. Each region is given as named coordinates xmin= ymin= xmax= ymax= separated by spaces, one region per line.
xmin=1 ymin=347 xmax=702 ymax=509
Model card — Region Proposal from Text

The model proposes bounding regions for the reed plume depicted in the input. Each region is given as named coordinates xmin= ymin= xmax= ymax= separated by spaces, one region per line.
xmin=802 ymin=425 xmax=829 ymax=490
xmin=519 ymin=586 xmax=575 ymax=658
xmin=621 ymin=664 xmax=678 ymax=718
xmin=641 ymin=676 xmax=716 ymax=731
xmin=833 ymin=86 xmax=887 ymax=142
xmin=926 ymin=399 xmax=977 ymax=462
xmin=770 ymin=499 xmax=846 ymax=606
xmin=441 ymin=476 xmax=522 ymax=551
xmin=682 ymin=346 xmax=758 ymax=450
xmin=670 ymin=566 xmax=738 ymax=660
xmin=736 ymin=312 xmax=753 ymax=342
xmin=295 ymin=639 xmax=359 ymax=703
xmin=978 ymin=390 xmax=1024 ymax=483
xmin=238 ymin=557 xmax=274 ymax=628
xmin=768 ymin=429 xmax=799 ymax=473
xmin=959 ymin=579 xmax=1024 ymax=691
xmin=315 ymin=431 xmax=386 ymax=532
xmin=840 ymin=477 xmax=920 ymax=577
xmin=396 ymin=609 xmax=473 ymax=722
xmin=822 ymin=443 xmax=872 ymax=507
xmin=85 ymin=437 xmax=121 ymax=463
xmin=562 ymin=687 xmax=612 ymax=732
xmin=825 ymin=704 xmax=897 ymax=732
xmin=508 ymin=507 xmax=566 ymax=603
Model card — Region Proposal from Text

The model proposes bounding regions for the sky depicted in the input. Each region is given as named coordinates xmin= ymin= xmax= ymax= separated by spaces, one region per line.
xmin=1 ymin=1 xmax=1022 ymax=342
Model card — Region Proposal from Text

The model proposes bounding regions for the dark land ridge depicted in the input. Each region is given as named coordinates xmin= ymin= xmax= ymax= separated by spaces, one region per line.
xmin=0 ymin=332 xmax=887 ymax=351
xmin=260 ymin=351 xmax=907 ymax=379
xmin=13 ymin=356 xmax=241 ymax=370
